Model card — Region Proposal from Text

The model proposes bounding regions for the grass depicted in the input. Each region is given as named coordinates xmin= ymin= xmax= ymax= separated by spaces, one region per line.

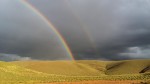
xmin=106 ymin=60 xmax=150 ymax=75
xmin=48 ymin=80 xmax=143 ymax=84
xmin=11 ymin=60 xmax=106 ymax=76
xmin=0 ymin=60 xmax=149 ymax=83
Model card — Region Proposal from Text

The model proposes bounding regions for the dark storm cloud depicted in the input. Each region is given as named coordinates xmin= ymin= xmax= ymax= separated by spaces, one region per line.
xmin=27 ymin=0 xmax=150 ymax=60
xmin=27 ymin=0 xmax=93 ymax=52
xmin=0 ymin=0 xmax=72 ymax=61
xmin=0 ymin=0 xmax=150 ymax=61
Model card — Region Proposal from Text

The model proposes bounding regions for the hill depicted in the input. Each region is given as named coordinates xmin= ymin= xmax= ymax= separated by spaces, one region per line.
xmin=0 ymin=59 xmax=149 ymax=83
xmin=11 ymin=60 xmax=150 ymax=75
xmin=11 ymin=60 xmax=106 ymax=76
xmin=106 ymin=60 xmax=150 ymax=75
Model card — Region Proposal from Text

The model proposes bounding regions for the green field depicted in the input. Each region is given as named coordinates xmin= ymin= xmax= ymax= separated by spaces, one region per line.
xmin=0 ymin=60 xmax=150 ymax=83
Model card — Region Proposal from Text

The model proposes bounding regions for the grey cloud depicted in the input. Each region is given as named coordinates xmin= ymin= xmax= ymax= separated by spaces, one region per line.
xmin=0 ymin=53 xmax=31 ymax=61
xmin=0 ymin=0 xmax=149 ymax=60
xmin=119 ymin=46 xmax=150 ymax=58
xmin=0 ymin=0 xmax=72 ymax=60
xmin=27 ymin=0 xmax=150 ymax=60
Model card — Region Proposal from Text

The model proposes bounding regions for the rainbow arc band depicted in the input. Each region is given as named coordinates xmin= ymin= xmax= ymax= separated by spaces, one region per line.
xmin=20 ymin=0 xmax=74 ymax=60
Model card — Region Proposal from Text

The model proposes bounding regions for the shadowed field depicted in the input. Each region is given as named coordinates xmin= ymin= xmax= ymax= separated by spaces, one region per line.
xmin=0 ymin=60 xmax=150 ymax=83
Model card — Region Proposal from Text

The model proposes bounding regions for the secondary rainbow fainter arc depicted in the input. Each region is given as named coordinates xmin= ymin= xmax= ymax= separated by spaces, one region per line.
xmin=20 ymin=0 xmax=74 ymax=60
xmin=64 ymin=0 xmax=100 ymax=56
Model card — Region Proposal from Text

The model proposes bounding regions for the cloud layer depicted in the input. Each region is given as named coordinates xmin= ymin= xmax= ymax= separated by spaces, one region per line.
xmin=27 ymin=0 xmax=150 ymax=60
xmin=0 ymin=0 xmax=150 ymax=61
xmin=0 ymin=0 xmax=72 ymax=61
xmin=0 ymin=53 xmax=31 ymax=61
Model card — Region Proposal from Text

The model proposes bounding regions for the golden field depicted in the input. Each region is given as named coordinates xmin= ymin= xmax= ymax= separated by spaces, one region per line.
xmin=0 ymin=60 xmax=150 ymax=84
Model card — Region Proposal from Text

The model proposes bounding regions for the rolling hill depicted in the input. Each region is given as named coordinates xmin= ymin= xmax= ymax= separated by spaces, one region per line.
xmin=11 ymin=60 xmax=150 ymax=75
xmin=0 ymin=60 xmax=149 ymax=83
xmin=11 ymin=60 xmax=106 ymax=76
xmin=106 ymin=60 xmax=150 ymax=75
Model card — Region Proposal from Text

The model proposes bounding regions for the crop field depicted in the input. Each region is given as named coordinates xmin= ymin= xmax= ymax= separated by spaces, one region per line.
xmin=0 ymin=60 xmax=150 ymax=84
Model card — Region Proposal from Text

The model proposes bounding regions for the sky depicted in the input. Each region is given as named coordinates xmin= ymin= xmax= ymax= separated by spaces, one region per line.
xmin=0 ymin=0 xmax=150 ymax=61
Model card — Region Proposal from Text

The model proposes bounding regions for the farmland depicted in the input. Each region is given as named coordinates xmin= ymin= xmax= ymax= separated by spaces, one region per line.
xmin=0 ymin=60 xmax=150 ymax=83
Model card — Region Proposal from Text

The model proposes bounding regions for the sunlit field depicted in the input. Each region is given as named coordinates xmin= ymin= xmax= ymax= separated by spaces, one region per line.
xmin=0 ymin=60 xmax=149 ymax=84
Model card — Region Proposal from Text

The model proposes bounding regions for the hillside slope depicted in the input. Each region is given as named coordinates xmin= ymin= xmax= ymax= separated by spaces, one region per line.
xmin=105 ymin=60 xmax=150 ymax=75
xmin=0 ymin=60 xmax=149 ymax=83
xmin=11 ymin=61 xmax=105 ymax=76
xmin=11 ymin=60 xmax=150 ymax=75
xmin=0 ymin=61 xmax=51 ymax=83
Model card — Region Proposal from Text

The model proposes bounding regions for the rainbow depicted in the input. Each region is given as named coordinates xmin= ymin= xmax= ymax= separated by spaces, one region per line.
xmin=64 ymin=0 xmax=100 ymax=56
xmin=20 ymin=0 xmax=74 ymax=60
